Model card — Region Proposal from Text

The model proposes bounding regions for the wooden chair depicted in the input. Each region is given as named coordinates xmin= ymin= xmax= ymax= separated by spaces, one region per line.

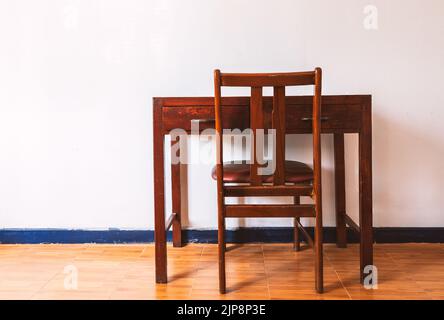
xmin=212 ymin=68 xmax=323 ymax=293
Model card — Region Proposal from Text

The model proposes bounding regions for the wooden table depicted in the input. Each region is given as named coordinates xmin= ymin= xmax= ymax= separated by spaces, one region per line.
xmin=153 ymin=95 xmax=373 ymax=285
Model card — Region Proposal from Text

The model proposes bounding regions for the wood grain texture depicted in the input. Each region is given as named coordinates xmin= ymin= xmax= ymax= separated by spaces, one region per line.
xmin=272 ymin=86 xmax=286 ymax=185
xmin=220 ymin=71 xmax=315 ymax=87
xmin=293 ymin=197 xmax=301 ymax=251
xmin=334 ymin=133 xmax=347 ymax=248
xmin=153 ymin=98 xmax=167 ymax=283
xmin=214 ymin=70 xmax=226 ymax=293
xmin=249 ymin=86 xmax=264 ymax=186
xmin=161 ymin=97 xmax=364 ymax=133
xmin=359 ymin=100 xmax=373 ymax=283
xmin=170 ymin=139 xmax=182 ymax=247
xmin=225 ymin=185 xmax=313 ymax=197
xmin=312 ymin=67 xmax=323 ymax=293
xmin=225 ymin=204 xmax=316 ymax=218
xmin=0 ymin=243 xmax=442 ymax=300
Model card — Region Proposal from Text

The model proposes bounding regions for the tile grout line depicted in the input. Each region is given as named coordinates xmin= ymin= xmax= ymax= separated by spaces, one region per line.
xmin=383 ymin=246 xmax=436 ymax=300
xmin=325 ymin=249 xmax=352 ymax=300
xmin=261 ymin=244 xmax=271 ymax=300
xmin=107 ymin=245 xmax=145 ymax=300
xmin=189 ymin=245 xmax=204 ymax=298
xmin=30 ymin=244 xmax=90 ymax=300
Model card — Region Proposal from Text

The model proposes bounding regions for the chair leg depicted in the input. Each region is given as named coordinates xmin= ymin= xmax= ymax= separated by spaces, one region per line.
xmin=315 ymin=240 xmax=323 ymax=293
xmin=218 ymin=216 xmax=226 ymax=294
xmin=315 ymin=203 xmax=324 ymax=293
xmin=293 ymin=197 xmax=301 ymax=251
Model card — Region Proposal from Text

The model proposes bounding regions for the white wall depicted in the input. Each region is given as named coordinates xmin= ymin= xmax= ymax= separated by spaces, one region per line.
xmin=1 ymin=0 xmax=443 ymax=230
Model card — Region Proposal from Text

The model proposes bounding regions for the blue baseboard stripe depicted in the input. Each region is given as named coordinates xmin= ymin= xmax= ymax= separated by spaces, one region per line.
xmin=0 ymin=227 xmax=443 ymax=244
xmin=0 ymin=230 xmax=153 ymax=244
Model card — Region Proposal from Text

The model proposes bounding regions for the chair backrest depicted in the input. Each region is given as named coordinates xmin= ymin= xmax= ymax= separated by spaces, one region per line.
xmin=214 ymin=68 xmax=322 ymax=187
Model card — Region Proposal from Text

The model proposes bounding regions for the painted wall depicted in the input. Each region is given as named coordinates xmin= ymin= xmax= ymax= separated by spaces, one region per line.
xmin=1 ymin=0 xmax=443 ymax=230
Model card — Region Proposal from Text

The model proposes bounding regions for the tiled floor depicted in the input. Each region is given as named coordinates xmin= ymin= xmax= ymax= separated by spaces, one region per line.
xmin=0 ymin=243 xmax=443 ymax=300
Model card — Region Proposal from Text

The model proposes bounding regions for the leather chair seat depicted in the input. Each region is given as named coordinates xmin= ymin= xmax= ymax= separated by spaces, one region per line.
xmin=211 ymin=160 xmax=313 ymax=183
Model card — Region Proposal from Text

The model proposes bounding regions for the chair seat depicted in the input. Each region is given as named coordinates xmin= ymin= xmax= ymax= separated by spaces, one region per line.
xmin=211 ymin=160 xmax=313 ymax=183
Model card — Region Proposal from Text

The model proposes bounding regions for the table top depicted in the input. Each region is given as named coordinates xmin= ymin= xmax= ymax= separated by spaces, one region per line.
xmin=154 ymin=95 xmax=371 ymax=134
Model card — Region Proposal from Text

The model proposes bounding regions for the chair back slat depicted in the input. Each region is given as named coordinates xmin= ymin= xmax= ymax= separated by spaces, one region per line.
xmin=221 ymin=72 xmax=315 ymax=87
xmin=272 ymin=86 xmax=286 ymax=185
xmin=250 ymin=87 xmax=264 ymax=185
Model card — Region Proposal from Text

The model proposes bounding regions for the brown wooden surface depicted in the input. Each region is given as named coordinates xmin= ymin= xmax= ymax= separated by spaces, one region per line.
xmin=213 ymin=70 xmax=226 ymax=293
xmin=294 ymin=197 xmax=301 ymax=251
xmin=1 ymin=243 xmax=442 ymax=300
xmin=345 ymin=214 xmax=361 ymax=233
xmin=359 ymin=100 xmax=374 ymax=283
xmin=170 ymin=140 xmax=182 ymax=247
xmin=225 ymin=204 xmax=316 ymax=218
xmin=224 ymin=185 xmax=313 ymax=197
xmin=161 ymin=96 xmax=366 ymax=133
xmin=165 ymin=213 xmax=175 ymax=232
xmin=334 ymin=133 xmax=347 ymax=248
xmin=272 ymin=86 xmax=286 ymax=185
xmin=220 ymin=71 xmax=316 ymax=87
xmin=297 ymin=220 xmax=315 ymax=249
xmin=153 ymin=98 xmax=167 ymax=283
xmin=249 ymin=86 xmax=264 ymax=186
xmin=312 ymin=68 xmax=324 ymax=292
xmin=152 ymin=93 xmax=373 ymax=291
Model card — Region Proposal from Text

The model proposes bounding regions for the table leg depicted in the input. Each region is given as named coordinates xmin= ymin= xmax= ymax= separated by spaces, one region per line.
xmin=334 ymin=133 xmax=347 ymax=248
xmin=359 ymin=102 xmax=373 ymax=283
xmin=171 ymin=139 xmax=182 ymax=247
xmin=154 ymin=101 xmax=167 ymax=283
